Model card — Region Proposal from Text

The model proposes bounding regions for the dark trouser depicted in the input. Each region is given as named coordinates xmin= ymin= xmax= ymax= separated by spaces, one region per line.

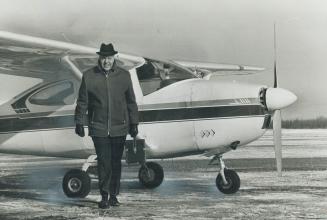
xmin=92 ymin=135 xmax=126 ymax=197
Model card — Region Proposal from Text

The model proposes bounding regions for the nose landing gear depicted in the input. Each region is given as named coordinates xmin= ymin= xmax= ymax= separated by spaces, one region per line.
xmin=210 ymin=155 xmax=240 ymax=194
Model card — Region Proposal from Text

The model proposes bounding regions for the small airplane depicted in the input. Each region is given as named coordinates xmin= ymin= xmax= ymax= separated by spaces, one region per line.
xmin=0 ymin=31 xmax=297 ymax=198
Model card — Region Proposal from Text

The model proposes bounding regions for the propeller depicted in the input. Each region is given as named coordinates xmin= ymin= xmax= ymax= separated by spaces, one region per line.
xmin=272 ymin=23 xmax=282 ymax=176
xmin=261 ymin=23 xmax=297 ymax=176
xmin=261 ymin=23 xmax=297 ymax=175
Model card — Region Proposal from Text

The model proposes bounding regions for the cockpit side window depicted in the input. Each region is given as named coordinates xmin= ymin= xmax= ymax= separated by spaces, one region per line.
xmin=29 ymin=81 xmax=75 ymax=106
xmin=136 ymin=59 xmax=195 ymax=95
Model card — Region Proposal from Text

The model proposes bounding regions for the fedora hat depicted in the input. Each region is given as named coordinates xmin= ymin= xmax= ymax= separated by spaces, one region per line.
xmin=96 ymin=43 xmax=118 ymax=56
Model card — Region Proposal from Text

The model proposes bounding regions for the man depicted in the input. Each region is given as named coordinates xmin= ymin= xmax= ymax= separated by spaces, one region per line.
xmin=74 ymin=43 xmax=139 ymax=209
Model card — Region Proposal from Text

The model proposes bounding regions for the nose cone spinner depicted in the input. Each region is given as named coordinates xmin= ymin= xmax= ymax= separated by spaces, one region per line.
xmin=265 ymin=88 xmax=297 ymax=110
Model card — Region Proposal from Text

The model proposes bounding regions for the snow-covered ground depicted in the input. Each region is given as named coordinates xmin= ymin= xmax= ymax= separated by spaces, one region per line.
xmin=0 ymin=129 xmax=327 ymax=219
xmin=0 ymin=167 xmax=327 ymax=219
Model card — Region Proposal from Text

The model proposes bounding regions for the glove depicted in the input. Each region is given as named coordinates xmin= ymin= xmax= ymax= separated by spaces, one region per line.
xmin=75 ymin=124 xmax=85 ymax=137
xmin=129 ymin=124 xmax=138 ymax=138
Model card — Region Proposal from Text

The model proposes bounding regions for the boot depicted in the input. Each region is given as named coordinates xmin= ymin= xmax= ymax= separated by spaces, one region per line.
xmin=109 ymin=195 xmax=121 ymax=206
xmin=98 ymin=193 xmax=109 ymax=209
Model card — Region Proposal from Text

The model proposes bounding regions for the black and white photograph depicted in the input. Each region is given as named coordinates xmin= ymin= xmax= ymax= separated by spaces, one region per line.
xmin=0 ymin=0 xmax=326 ymax=219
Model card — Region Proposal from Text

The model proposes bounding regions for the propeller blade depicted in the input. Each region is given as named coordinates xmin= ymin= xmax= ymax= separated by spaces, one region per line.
xmin=273 ymin=109 xmax=282 ymax=176
xmin=274 ymin=60 xmax=277 ymax=88
xmin=273 ymin=22 xmax=278 ymax=88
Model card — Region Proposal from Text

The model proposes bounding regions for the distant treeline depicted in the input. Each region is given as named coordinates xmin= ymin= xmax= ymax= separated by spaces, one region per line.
xmin=281 ymin=116 xmax=327 ymax=129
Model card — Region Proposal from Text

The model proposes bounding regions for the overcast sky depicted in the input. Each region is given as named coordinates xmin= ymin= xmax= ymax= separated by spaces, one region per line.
xmin=0 ymin=0 xmax=326 ymax=119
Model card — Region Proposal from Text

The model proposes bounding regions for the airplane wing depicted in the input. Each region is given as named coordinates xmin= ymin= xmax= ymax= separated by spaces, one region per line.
xmin=0 ymin=31 xmax=145 ymax=80
xmin=0 ymin=37 xmax=73 ymax=81
xmin=173 ymin=60 xmax=265 ymax=78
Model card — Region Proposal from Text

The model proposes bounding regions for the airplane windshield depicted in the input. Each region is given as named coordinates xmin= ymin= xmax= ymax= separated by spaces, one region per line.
xmin=136 ymin=58 xmax=196 ymax=95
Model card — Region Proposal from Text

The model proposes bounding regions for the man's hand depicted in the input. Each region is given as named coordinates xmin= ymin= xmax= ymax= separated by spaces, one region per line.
xmin=75 ymin=124 xmax=85 ymax=137
xmin=129 ymin=124 xmax=138 ymax=138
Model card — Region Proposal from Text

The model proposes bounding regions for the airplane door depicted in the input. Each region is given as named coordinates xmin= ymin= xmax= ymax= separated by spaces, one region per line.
xmin=135 ymin=59 xmax=199 ymax=156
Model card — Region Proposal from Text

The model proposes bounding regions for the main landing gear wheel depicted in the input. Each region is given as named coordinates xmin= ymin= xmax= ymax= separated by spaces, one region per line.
xmin=62 ymin=169 xmax=91 ymax=198
xmin=138 ymin=162 xmax=164 ymax=188
xmin=216 ymin=169 xmax=240 ymax=194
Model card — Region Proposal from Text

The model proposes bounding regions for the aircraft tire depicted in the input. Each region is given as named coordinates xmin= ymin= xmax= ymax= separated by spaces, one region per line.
xmin=62 ymin=169 xmax=91 ymax=198
xmin=216 ymin=169 xmax=240 ymax=194
xmin=138 ymin=162 xmax=164 ymax=188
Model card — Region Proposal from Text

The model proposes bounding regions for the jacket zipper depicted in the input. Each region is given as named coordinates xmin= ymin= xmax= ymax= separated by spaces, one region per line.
xmin=106 ymin=74 xmax=110 ymax=135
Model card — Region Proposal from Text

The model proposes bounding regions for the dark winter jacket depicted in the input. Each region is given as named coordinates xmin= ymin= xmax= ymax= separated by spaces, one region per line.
xmin=74 ymin=62 xmax=139 ymax=137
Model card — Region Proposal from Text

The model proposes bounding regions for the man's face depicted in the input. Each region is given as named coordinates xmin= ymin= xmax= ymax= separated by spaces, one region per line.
xmin=99 ymin=55 xmax=115 ymax=71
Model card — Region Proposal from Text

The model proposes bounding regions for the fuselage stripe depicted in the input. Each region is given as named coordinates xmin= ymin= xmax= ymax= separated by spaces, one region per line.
xmin=0 ymin=104 xmax=265 ymax=133
xmin=139 ymin=105 xmax=264 ymax=122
